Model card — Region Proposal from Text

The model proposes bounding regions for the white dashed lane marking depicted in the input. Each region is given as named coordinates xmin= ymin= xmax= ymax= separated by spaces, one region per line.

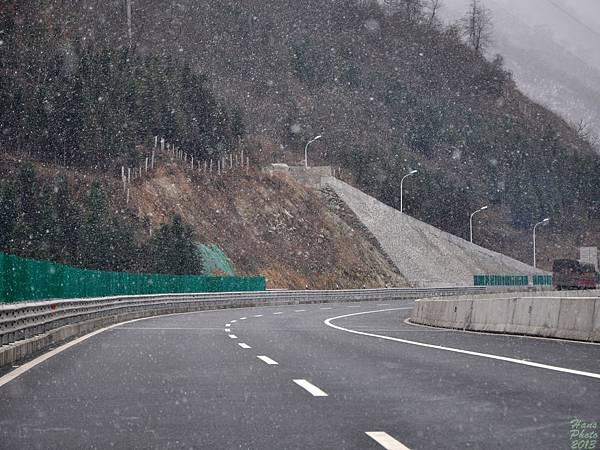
xmin=257 ymin=355 xmax=278 ymax=365
xmin=319 ymin=307 xmax=332 ymax=310
xmin=295 ymin=309 xmax=306 ymax=312
xmin=366 ymin=431 xmax=411 ymax=450
xmin=228 ymin=334 xmax=238 ymax=339
xmin=225 ymin=323 xmax=231 ymax=327
xmin=238 ymin=343 xmax=251 ymax=349
xmin=273 ymin=312 xmax=283 ymax=315
xmin=240 ymin=317 xmax=247 ymax=320
xmin=254 ymin=314 xmax=263 ymax=317
xmin=224 ymin=328 xmax=231 ymax=332
xmin=231 ymin=320 xmax=237 ymax=323
xmin=292 ymin=379 xmax=328 ymax=397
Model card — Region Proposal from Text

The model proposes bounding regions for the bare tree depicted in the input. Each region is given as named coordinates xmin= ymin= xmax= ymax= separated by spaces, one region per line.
xmin=574 ymin=119 xmax=592 ymax=140
xmin=384 ymin=0 xmax=423 ymax=22
xmin=572 ymin=119 xmax=599 ymax=149
xmin=403 ymin=0 xmax=423 ymax=22
xmin=425 ymin=0 xmax=442 ymax=27
xmin=383 ymin=0 xmax=402 ymax=14
xmin=461 ymin=0 xmax=492 ymax=54
xmin=355 ymin=0 xmax=376 ymax=5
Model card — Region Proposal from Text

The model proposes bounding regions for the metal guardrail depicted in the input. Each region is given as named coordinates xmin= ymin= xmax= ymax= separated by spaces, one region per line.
xmin=0 ymin=287 xmax=485 ymax=347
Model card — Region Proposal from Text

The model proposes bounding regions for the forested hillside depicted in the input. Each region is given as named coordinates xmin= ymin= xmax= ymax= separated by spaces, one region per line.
xmin=0 ymin=155 xmax=406 ymax=288
xmin=0 ymin=162 xmax=205 ymax=275
xmin=1 ymin=0 xmax=599 ymax=270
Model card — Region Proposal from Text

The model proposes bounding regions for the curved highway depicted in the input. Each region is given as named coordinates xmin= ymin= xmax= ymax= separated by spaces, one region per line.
xmin=0 ymin=299 xmax=598 ymax=449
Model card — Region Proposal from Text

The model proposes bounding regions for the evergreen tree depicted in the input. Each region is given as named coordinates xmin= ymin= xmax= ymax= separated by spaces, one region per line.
xmin=10 ymin=166 xmax=53 ymax=258
xmin=49 ymin=178 xmax=82 ymax=264
xmin=77 ymin=182 xmax=114 ymax=269
xmin=0 ymin=182 xmax=17 ymax=251
xmin=146 ymin=215 xmax=203 ymax=275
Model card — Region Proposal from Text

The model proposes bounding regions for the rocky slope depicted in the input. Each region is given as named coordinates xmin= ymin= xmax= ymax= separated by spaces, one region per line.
xmin=132 ymin=157 xmax=407 ymax=288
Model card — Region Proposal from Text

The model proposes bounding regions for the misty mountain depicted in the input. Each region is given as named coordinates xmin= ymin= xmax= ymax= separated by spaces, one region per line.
xmin=439 ymin=0 xmax=600 ymax=148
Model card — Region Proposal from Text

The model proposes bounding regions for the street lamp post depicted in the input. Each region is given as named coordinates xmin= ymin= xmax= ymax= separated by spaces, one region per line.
xmin=469 ymin=206 xmax=488 ymax=244
xmin=400 ymin=169 xmax=418 ymax=213
xmin=304 ymin=135 xmax=322 ymax=168
xmin=533 ymin=218 xmax=550 ymax=269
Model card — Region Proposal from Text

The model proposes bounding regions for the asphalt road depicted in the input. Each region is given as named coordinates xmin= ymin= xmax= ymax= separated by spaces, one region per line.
xmin=0 ymin=300 xmax=598 ymax=449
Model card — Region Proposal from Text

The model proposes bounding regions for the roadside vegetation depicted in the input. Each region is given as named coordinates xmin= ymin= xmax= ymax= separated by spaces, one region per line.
xmin=0 ymin=165 xmax=203 ymax=274
xmin=1 ymin=0 xmax=599 ymax=272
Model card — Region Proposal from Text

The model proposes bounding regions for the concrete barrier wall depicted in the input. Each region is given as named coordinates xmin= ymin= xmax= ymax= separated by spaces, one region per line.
xmin=411 ymin=290 xmax=600 ymax=342
xmin=287 ymin=166 xmax=332 ymax=188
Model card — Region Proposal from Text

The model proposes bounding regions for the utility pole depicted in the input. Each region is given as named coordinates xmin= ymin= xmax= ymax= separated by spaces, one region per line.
xmin=126 ymin=0 xmax=133 ymax=49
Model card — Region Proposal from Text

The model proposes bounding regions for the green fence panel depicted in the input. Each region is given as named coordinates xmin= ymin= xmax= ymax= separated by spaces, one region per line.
xmin=474 ymin=274 xmax=531 ymax=287
xmin=0 ymin=251 xmax=266 ymax=303
xmin=533 ymin=275 xmax=552 ymax=286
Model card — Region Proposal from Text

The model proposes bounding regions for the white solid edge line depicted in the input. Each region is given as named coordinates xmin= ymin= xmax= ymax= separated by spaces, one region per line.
xmin=0 ymin=315 xmax=161 ymax=388
xmin=257 ymin=355 xmax=278 ymax=365
xmin=238 ymin=343 xmax=251 ymax=349
xmin=293 ymin=379 xmax=328 ymax=397
xmin=228 ymin=334 xmax=238 ymax=339
xmin=366 ymin=431 xmax=411 ymax=450
xmin=117 ymin=327 xmax=222 ymax=330
xmin=0 ymin=303 xmax=288 ymax=388
xmin=324 ymin=308 xmax=600 ymax=380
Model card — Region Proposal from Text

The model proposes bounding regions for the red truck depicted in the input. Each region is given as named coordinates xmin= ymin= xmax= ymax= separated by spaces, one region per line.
xmin=552 ymin=259 xmax=598 ymax=290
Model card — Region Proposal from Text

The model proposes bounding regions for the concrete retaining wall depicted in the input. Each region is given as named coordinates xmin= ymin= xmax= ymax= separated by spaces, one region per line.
xmin=288 ymin=166 xmax=332 ymax=188
xmin=411 ymin=290 xmax=600 ymax=342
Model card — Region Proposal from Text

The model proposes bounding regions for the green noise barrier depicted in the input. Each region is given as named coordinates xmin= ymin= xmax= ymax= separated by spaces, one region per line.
xmin=532 ymin=275 xmax=553 ymax=286
xmin=0 ymin=252 xmax=266 ymax=303
xmin=473 ymin=275 xmax=529 ymax=286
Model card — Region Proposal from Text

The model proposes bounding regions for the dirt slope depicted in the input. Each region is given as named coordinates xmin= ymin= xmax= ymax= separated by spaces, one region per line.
xmin=128 ymin=157 xmax=406 ymax=289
